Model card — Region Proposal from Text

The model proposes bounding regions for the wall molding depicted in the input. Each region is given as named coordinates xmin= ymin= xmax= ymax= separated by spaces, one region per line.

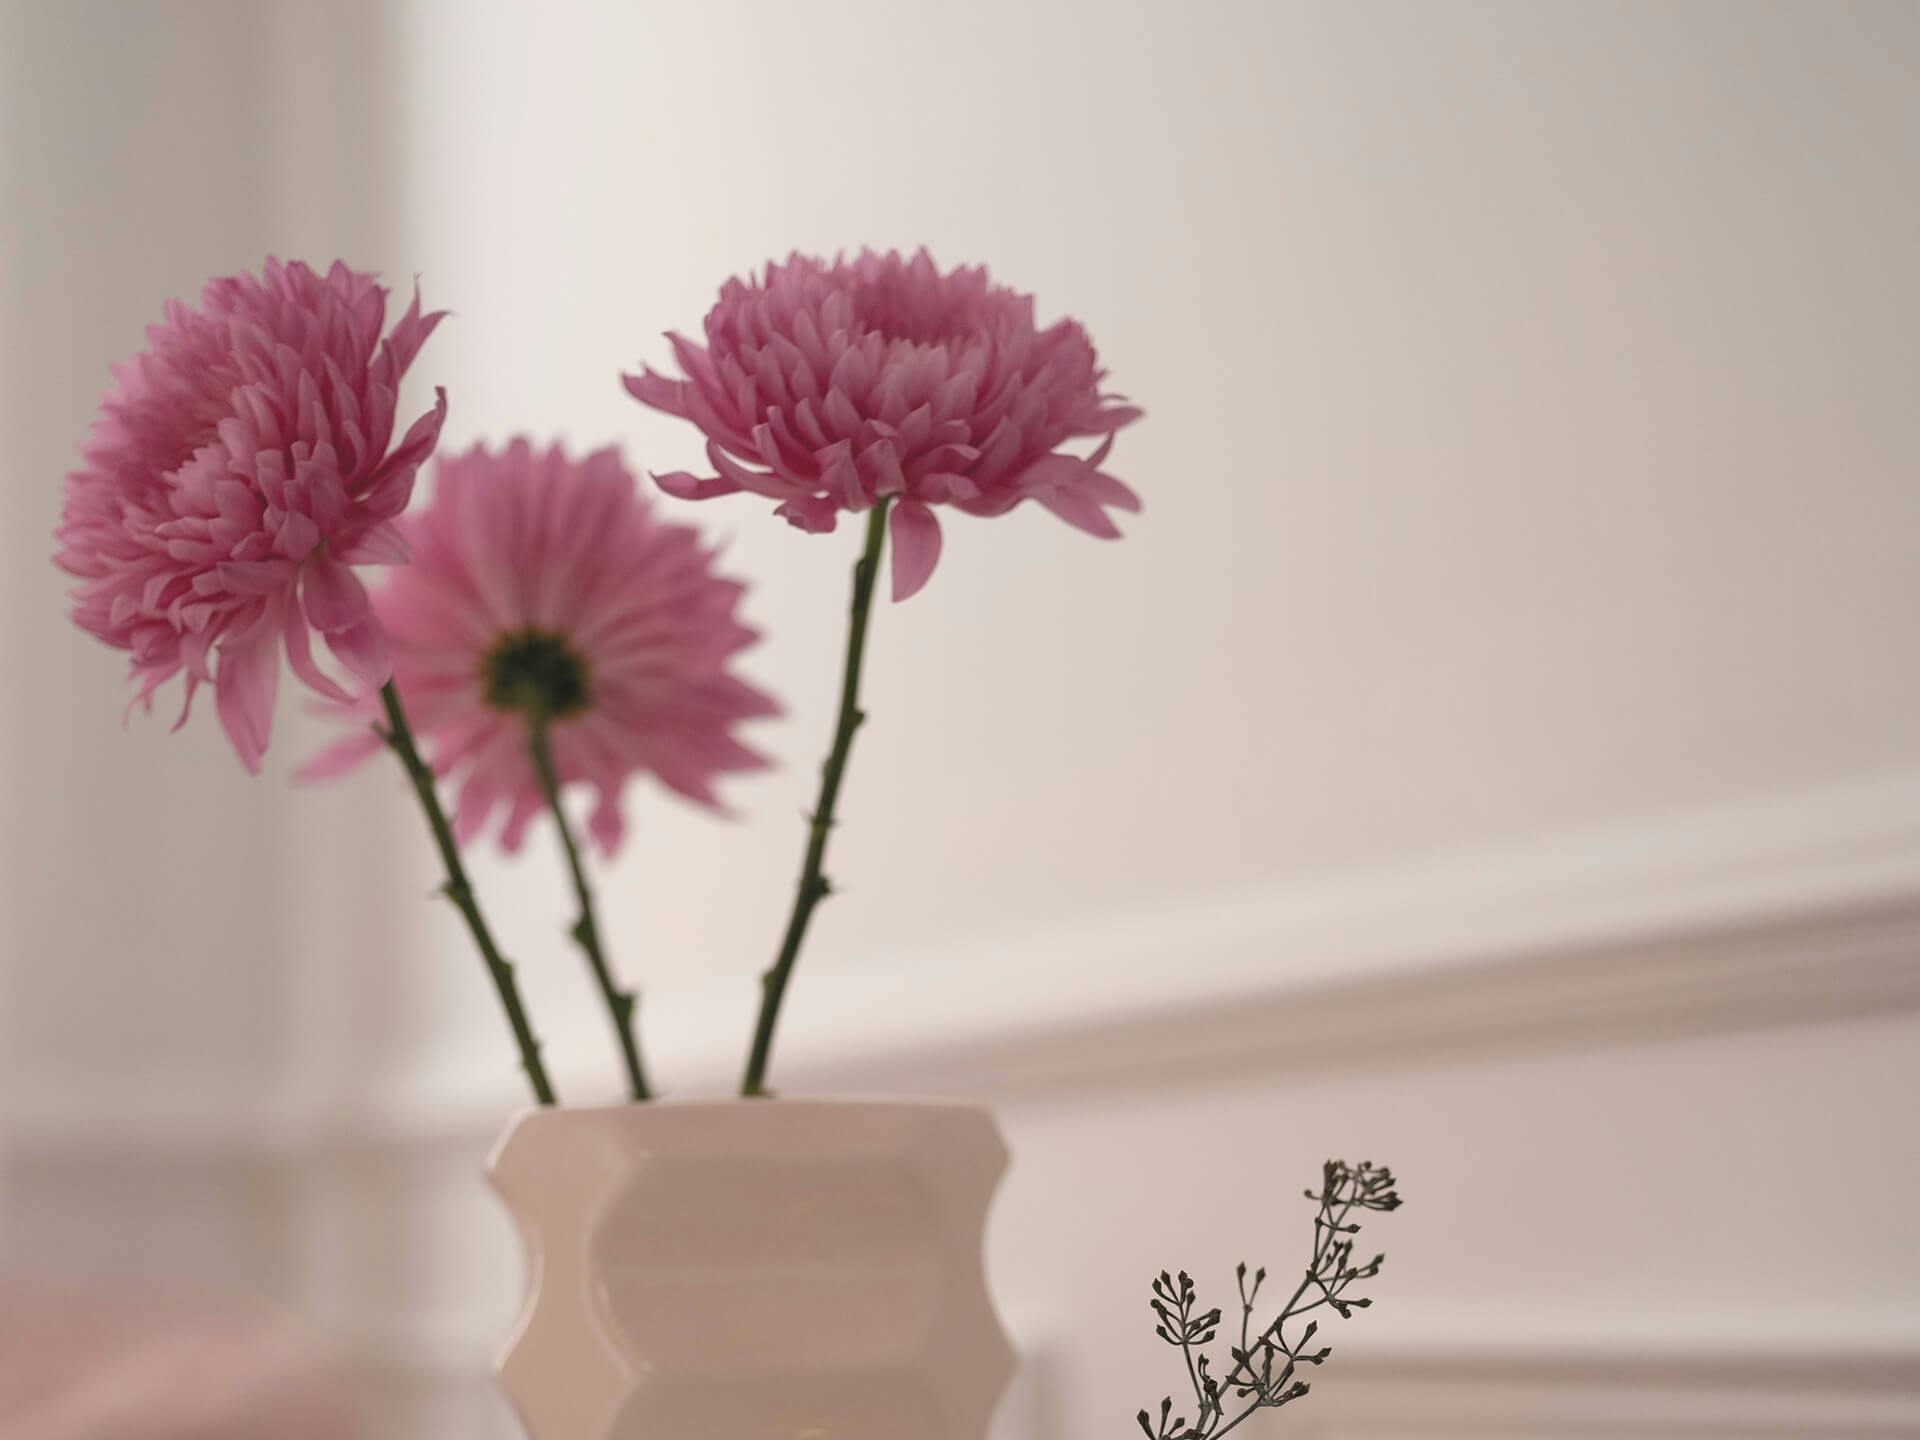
xmin=1299 ymin=1341 xmax=1920 ymax=1437
xmin=791 ymin=874 xmax=1920 ymax=1102
xmin=339 ymin=1326 xmax=1920 ymax=1437
xmin=11 ymin=767 xmax=1920 ymax=1143
xmin=404 ymin=764 xmax=1920 ymax=1114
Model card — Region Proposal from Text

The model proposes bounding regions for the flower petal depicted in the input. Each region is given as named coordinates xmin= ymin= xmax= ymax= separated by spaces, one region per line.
xmin=775 ymin=495 xmax=840 ymax=533
xmin=325 ymin=614 xmax=392 ymax=690
xmin=588 ymin=786 xmax=627 ymax=854
xmin=621 ymin=367 xmax=686 ymax=416
xmin=707 ymin=441 xmax=809 ymax=500
xmin=381 ymin=279 xmax=447 ymax=378
xmin=301 ymin=553 xmax=372 ymax=634
xmin=361 ymin=387 xmax=446 ymax=517
xmin=273 ymin=509 xmax=321 ymax=560
xmin=334 ymin=520 xmax=411 ymax=566
xmin=217 ymin=558 xmax=298 ymax=595
xmin=1080 ymin=470 xmax=1143 ymax=514
xmin=297 ymin=727 xmax=384 ymax=782
xmin=889 ymin=499 xmax=943 ymax=601
xmin=215 ymin=609 xmax=283 ymax=773
xmin=284 ymin=601 xmax=355 ymax=703
xmin=653 ymin=469 xmax=741 ymax=501
xmin=1035 ymin=485 xmax=1123 ymax=539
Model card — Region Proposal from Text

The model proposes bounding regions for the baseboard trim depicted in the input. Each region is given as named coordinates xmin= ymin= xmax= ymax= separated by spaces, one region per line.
xmin=1306 ymin=1342 xmax=1920 ymax=1436
xmin=341 ymin=1328 xmax=1920 ymax=1437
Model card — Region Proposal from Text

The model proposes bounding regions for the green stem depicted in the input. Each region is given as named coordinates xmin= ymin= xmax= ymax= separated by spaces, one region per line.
xmin=376 ymin=681 xmax=557 ymax=1107
xmin=741 ymin=499 xmax=890 ymax=1096
xmin=529 ymin=719 xmax=651 ymax=1101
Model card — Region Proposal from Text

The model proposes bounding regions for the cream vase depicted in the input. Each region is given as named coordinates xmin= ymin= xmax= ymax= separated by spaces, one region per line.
xmin=487 ymin=1099 xmax=1016 ymax=1440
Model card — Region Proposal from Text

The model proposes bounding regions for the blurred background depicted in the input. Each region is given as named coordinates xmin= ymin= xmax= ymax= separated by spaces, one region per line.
xmin=3 ymin=1 xmax=1918 ymax=1436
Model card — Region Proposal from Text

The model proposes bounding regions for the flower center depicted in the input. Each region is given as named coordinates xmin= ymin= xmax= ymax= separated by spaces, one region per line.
xmin=482 ymin=628 xmax=591 ymax=720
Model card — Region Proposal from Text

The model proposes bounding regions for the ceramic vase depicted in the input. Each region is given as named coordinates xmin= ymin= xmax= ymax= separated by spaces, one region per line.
xmin=486 ymin=1099 xmax=1015 ymax=1440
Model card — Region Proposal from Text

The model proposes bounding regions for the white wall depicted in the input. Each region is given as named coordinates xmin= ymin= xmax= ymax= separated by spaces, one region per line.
xmin=3 ymin=2 xmax=1918 ymax=1438
xmin=379 ymin=0 xmax=1920 ymax=1099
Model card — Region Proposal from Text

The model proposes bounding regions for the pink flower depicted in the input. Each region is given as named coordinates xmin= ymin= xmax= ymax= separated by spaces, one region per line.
xmin=624 ymin=248 xmax=1142 ymax=600
xmin=55 ymin=259 xmax=447 ymax=771
xmin=303 ymin=441 xmax=779 ymax=854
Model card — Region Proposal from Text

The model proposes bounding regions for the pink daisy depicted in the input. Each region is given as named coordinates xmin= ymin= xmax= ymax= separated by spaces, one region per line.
xmin=303 ymin=441 xmax=779 ymax=854
xmin=54 ymin=259 xmax=447 ymax=771
xmin=623 ymin=248 xmax=1142 ymax=600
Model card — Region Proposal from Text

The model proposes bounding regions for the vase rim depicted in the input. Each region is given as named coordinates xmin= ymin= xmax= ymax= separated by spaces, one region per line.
xmin=503 ymin=1094 xmax=993 ymax=1123
xmin=485 ymin=1095 xmax=1007 ymax=1177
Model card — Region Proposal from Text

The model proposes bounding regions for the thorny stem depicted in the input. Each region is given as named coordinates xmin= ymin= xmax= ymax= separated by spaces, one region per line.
xmin=741 ymin=500 xmax=891 ymax=1096
xmin=529 ymin=719 xmax=651 ymax=1101
xmin=376 ymin=681 xmax=556 ymax=1106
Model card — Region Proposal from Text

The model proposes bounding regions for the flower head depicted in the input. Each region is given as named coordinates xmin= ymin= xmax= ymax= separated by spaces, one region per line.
xmin=54 ymin=258 xmax=447 ymax=770
xmin=303 ymin=440 xmax=779 ymax=854
xmin=624 ymin=248 xmax=1141 ymax=600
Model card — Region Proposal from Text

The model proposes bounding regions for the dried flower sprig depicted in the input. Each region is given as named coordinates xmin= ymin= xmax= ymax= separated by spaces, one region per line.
xmin=1138 ymin=1161 xmax=1402 ymax=1440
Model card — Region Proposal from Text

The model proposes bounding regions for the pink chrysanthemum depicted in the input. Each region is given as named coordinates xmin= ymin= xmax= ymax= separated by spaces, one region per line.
xmin=624 ymin=248 xmax=1142 ymax=600
xmin=303 ymin=441 xmax=779 ymax=854
xmin=54 ymin=258 xmax=447 ymax=771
